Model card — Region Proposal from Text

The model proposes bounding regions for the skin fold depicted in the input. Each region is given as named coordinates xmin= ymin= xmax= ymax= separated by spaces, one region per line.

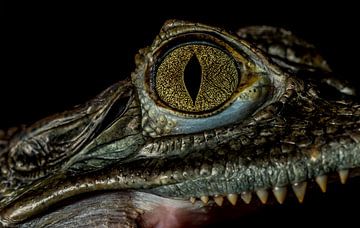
xmin=1 ymin=20 xmax=360 ymax=227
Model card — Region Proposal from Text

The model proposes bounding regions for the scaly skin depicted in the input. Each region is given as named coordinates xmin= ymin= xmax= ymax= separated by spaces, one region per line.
xmin=1 ymin=20 xmax=360 ymax=227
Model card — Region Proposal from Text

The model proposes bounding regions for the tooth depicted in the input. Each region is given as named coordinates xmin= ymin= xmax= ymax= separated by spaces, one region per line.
xmin=292 ymin=182 xmax=307 ymax=203
xmin=200 ymin=196 xmax=209 ymax=204
xmin=338 ymin=170 xmax=349 ymax=184
xmin=226 ymin=193 xmax=238 ymax=206
xmin=190 ymin=197 xmax=196 ymax=204
xmin=214 ymin=195 xmax=224 ymax=206
xmin=256 ymin=189 xmax=269 ymax=204
xmin=315 ymin=175 xmax=327 ymax=193
xmin=241 ymin=191 xmax=252 ymax=204
xmin=272 ymin=186 xmax=287 ymax=204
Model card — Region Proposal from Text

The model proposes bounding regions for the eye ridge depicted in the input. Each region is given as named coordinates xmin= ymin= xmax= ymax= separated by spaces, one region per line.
xmin=183 ymin=54 xmax=202 ymax=105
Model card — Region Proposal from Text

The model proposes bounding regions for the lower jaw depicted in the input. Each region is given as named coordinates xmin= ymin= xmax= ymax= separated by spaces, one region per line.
xmin=18 ymin=175 xmax=360 ymax=227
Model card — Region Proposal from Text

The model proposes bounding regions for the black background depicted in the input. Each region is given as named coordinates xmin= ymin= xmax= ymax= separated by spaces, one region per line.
xmin=2 ymin=1 xmax=360 ymax=128
xmin=2 ymin=1 xmax=360 ymax=226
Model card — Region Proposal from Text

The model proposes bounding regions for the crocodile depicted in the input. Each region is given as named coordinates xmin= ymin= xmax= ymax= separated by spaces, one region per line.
xmin=1 ymin=20 xmax=360 ymax=227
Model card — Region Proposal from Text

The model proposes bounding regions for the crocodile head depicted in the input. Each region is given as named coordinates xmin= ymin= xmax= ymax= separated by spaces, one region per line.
xmin=1 ymin=20 xmax=360 ymax=227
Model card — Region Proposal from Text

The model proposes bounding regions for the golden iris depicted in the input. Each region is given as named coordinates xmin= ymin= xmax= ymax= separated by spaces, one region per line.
xmin=155 ymin=44 xmax=239 ymax=113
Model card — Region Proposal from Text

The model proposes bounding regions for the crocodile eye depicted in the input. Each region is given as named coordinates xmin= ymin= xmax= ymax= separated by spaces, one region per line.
xmin=155 ymin=44 xmax=239 ymax=113
xmin=133 ymin=22 xmax=278 ymax=137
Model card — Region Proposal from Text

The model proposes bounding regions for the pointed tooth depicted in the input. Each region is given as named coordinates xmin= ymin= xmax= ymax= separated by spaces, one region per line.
xmin=339 ymin=170 xmax=349 ymax=184
xmin=241 ymin=191 xmax=252 ymax=204
xmin=200 ymin=196 xmax=209 ymax=205
xmin=256 ymin=189 xmax=269 ymax=204
xmin=315 ymin=175 xmax=327 ymax=193
xmin=292 ymin=182 xmax=307 ymax=203
xmin=272 ymin=186 xmax=287 ymax=204
xmin=226 ymin=193 xmax=238 ymax=206
xmin=190 ymin=197 xmax=196 ymax=204
xmin=214 ymin=195 xmax=224 ymax=206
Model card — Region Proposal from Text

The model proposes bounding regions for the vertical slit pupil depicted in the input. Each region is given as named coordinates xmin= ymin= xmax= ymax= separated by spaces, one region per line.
xmin=184 ymin=54 xmax=202 ymax=105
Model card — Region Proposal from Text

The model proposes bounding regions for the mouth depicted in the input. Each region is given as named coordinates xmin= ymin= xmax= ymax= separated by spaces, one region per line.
xmin=135 ymin=146 xmax=360 ymax=227
xmin=22 ymin=142 xmax=360 ymax=227
xmin=16 ymin=173 xmax=360 ymax=228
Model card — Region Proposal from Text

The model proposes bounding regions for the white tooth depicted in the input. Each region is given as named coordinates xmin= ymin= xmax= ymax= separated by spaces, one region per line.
xmin=272 ymin=186 xmax=287 ymax=204
xmin=241 ymin=191 xmax=252 ymax=204
xmin=292 ymin=182 xmax=307 ymax=203
xmin=190 ymin=197 xmax=196 ymax=204
xmin=200 ymin=196 xmax=209 ymax=204
xmin=214 ymin=195 xmax=224 ymax=206
xmin=339 ymin=170 xmax=349 ymax=184
xmin=256 ymin=189 xmax=269 ymax=204
xmin=315 ymin=175 xmax=327 ymax=193
xmin=227 ymin=193 xmax=238 ymax=206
